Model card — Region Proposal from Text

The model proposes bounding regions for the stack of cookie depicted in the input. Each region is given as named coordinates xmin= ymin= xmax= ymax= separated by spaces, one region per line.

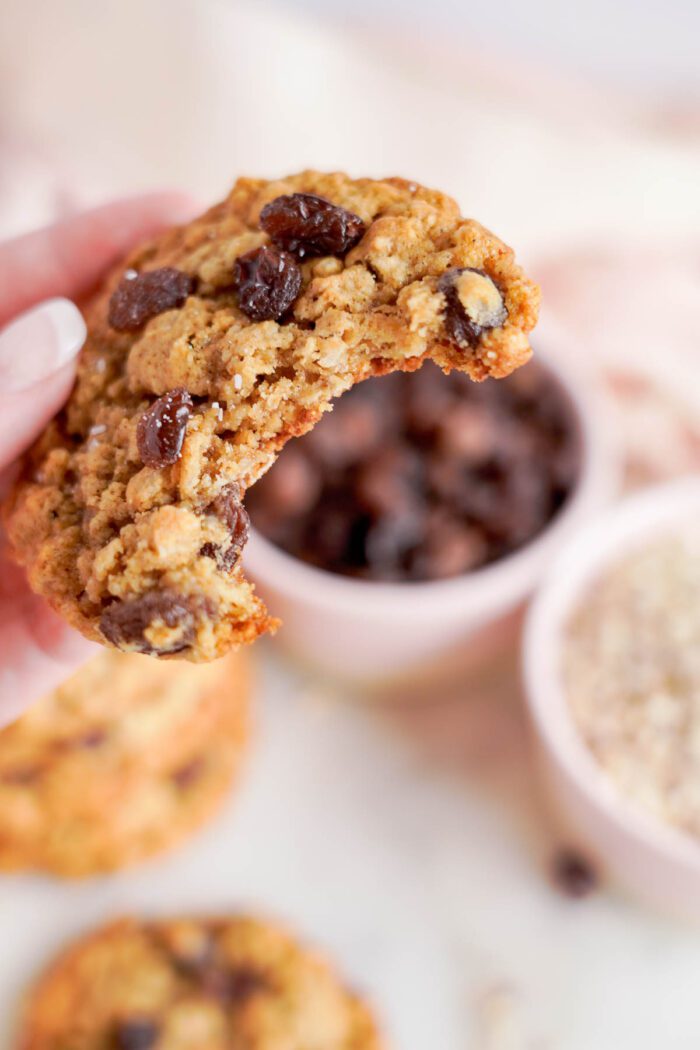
xmin=3 ymin=171 xmax=540 ymax=1047
xmin=0 ymin=650 xmax=250 ymax=876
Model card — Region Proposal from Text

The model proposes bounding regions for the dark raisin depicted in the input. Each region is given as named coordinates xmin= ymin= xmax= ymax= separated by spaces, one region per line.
xmin=200 ymin=483 xmax=250 ymax=571
xmin=552 ymin=849 xmax=598 ymax=899
xmin=171 ymin=757 xmax=205 ymax=789
xmin=114 ymin=1018 xmax=160 ymax=1050
xmin=137 ymin=389 xmax=193 ymax=469
xmin=69 ymin=729 xmax=108 ymax=750
xmin=438 ymin=267 xmax=507 ymax=350
xmin=232 ymin=245 xmax=301 ymax=321
xmin=356 ymin=447 xmax=423 ymax=518
xmin=363 ymin=515 xmax=423 ymax=580
xmin=304 ymin=395 xmax=390 ymax=469
xmin=2 ymin=766 xmax=41 ymax=786
xmin=99 ymin=590 xmax=202 ymax=655
xmin=259 ymin=193 xmax=366 ymax=259
xmin=246 ymin=447 xmax=320 ymax=519
xmin=169 ymin=934 xmax=269 ymax=1004
xmin=226 ymin=968 xmax=271 ymax=1003
xmin=108 ymin=268 xmax=195 ymax=331
xmin=408 ymin=512 xmax=486 ymax=580
xmin=248 ymin=360 xmax=580 ymax=584
xmin=198 ymin=964 xmax=269 ymax=1004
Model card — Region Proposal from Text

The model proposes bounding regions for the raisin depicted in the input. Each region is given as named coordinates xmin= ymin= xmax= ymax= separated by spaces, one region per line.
xmin=248 ymin=360 xmax=580 ymax=583
xmin=438 ymin=267 xmax=507 ymax=350
xmin=114 ymin=1019 xmax=160 ymax=1050
xmin=171 ymin=757 xmax=205 ymax=789
xmin=551 ymin=849 xmax=598 ymax=899
xmin=226 ymin=968 xmax=271 ymax=1003
xmin=108 ymin=268 xmax=195 ymax=331
xmin=99 ymin=590 xmax=202 ymax=655
xmin=193 ymin=961 xmax=268 ymax=1004
xmin=232 ymin=245 xmax=301 ymax=321
xmin=356 ymin=447 xmax=423 ymax=518
xmin=2 ymin=766 xmax=41 ymax=785
xmin=200 ymin=483 xmax=250 ymax=570
xmin=196 ymin=965 xmax=269 ymax=1004
xmin=260 ymin=193 xmax=366 ymax=259
xmin=363 ymin=515 xmax=423 ymax=579
xmin=70 ymin=729 xmax=107 ymax=750
xmin=168 ymin=934 xmax=269 ymax=1004
xmin=137 ymin=389 xmax=193 ymax=469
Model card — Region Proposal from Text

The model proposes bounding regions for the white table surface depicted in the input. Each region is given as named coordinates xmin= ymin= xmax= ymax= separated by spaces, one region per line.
xmin=1 ymin=3 xmax=700 ymax=1047
xmin=3 ymin=647 xmax=700 ymax=1050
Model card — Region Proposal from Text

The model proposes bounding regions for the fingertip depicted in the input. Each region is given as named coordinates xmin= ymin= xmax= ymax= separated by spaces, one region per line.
xmin=0 ymin=619 xmax=98 ymax=727
xmin=0 ymin=360 xmax=77 ymax=471
xmin=0 ymin=190 xmax=203 ymax=326
xmin=31 ymin=602 xmax=100 ymax=668
xmin=0 ymin=297 xmax=85 ymax=394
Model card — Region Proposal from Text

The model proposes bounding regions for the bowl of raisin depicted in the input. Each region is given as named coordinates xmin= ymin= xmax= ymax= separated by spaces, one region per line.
xmin=245 ymin=333 xmax=618 ymax=684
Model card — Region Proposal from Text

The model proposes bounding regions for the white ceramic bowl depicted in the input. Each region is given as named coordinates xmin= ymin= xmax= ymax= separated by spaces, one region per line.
xmin=523 ymin=478 xmax=700 ymax=917
xmin=245 ymin=321 xmax=618 ymax=684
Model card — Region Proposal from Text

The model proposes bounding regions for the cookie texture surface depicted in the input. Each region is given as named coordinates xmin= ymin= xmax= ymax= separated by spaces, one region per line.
xmin=5 ymin=171 xmax=540 ymax=661
xmin=18 ymin=915 xmax=384 ymax=1049
xmin=0 ymin=650 xmax=249 ymax=876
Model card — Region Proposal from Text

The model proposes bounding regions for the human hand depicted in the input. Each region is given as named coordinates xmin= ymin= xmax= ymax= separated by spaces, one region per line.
xmin=0 ymin=193 xmax=196 ymax=724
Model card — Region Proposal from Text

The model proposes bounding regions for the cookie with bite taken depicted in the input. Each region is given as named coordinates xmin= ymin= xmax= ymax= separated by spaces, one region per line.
xmin=4 ymin=172 xmax=540 ymax=661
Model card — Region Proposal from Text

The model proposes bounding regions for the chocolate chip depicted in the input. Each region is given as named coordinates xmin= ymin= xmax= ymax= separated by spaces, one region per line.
xmin=200 ymin=483 xmax=250 ymax=571
xmin=108 ymin=268 xmax=195 ymax=331
xmin=137 ymin=389 xmax=193 ymax=469
xmin=232 ymin=245 xmax=302 ymax=321
xmin=438 ymin=267 xmax=507 ymax=350
xmin=552 ymin=849 xmax=598 ymax=899
xmin=99 ymin=590 xmax=203 ymax=655
xmin=260 ymin=193 xmax=366 ymax=259
xmin=114 ymin=1018 xmax=160 ymax=1050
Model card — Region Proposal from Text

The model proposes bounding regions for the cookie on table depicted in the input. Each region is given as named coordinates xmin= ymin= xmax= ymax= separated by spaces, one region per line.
xmin=5 ymin=171 xmax=540 ymax=662
xmin=18 ymin=915 xmax=384 ymax=1049
xmin=0 ymin=650 xmax=249 ymax=876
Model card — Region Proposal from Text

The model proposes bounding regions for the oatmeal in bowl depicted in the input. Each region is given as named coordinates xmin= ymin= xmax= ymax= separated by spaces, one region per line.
xmin=524 ymin=479 xmax=700 ymax=917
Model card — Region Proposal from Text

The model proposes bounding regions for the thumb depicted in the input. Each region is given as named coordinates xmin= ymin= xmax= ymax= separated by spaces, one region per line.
xmin=0 ymin=298 xmax=86 ymax=470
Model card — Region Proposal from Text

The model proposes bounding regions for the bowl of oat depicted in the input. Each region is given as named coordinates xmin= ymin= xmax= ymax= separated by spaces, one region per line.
xmin=524 ymin=478 xmax=700 ymax=915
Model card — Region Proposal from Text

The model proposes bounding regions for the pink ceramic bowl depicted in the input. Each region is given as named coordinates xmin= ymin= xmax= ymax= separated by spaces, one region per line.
xmin=245 ymin=319 xmax=618 ymax=685
xmin=523 ymin=478 xmax=700 ymax=917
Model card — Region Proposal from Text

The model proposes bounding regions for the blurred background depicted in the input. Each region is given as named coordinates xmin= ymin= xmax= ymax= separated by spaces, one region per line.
xmin=1 ymin=1 xmax=700 ymax=1048
xmin=2 ymin=0 xmax=699 ymax=393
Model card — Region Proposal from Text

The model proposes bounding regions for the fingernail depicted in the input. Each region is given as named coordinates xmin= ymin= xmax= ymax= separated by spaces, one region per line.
xmin=0 ymin=298 xmax=86 ymax=393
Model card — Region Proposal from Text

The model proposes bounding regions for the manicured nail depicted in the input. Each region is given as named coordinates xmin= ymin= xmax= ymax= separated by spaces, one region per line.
xmin=0 ymin=298 xmax=86 ymax=393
